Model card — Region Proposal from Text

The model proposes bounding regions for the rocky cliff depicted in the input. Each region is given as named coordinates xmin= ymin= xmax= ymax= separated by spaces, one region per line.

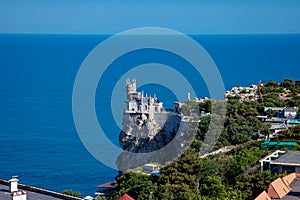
xmin=119 ymin=112 xmax=180 ymax=152
xmin=117 ymin=112 xmax=196 ymax=171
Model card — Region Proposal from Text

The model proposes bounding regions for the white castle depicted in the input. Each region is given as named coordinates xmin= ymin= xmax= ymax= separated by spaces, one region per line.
xmin=125 ymin=79 xmax=165 ymax=120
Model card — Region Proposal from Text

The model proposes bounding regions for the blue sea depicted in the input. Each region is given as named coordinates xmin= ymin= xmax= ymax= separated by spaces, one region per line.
xmin=0 ymin=33 xmax=299 ymax=196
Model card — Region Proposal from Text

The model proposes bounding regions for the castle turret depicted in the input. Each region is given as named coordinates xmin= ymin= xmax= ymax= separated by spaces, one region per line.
xmin=126 ymin=79 xmax=136 ymax=100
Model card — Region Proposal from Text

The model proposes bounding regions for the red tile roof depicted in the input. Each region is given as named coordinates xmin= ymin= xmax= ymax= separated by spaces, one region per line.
xmin=282 ymin=173 xmax=296 ymax=186
xmin=255 ymin=173 xmax=300 ymax=200
xmin=96 ymin=182 xmax=116 ymax=188
xmin=118 ymin=193 xmax=134 ymax=200
xmin=268 ymin=178 xmax=291 ymax=199
xmin=254 ymin=191 xmax=271 ymax=200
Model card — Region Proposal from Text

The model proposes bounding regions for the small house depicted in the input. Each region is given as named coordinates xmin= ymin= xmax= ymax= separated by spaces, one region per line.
xmin=143 ymin=164 xmax=159 ymax=174
xmin=271 ymin=151 xmax=300 ymax=174
xmin=283 ymin=107 xmax=298 ymax=119
xmin=95 ymin=182 xmax=116 ymax=198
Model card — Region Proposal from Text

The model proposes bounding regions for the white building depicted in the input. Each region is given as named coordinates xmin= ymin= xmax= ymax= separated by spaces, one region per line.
xmin=283 ymin=107 xmax=298 ymax=118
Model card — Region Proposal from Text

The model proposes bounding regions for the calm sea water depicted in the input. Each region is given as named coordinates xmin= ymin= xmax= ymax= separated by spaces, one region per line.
xmin=0 ymin=34 xmax=299 ymax=195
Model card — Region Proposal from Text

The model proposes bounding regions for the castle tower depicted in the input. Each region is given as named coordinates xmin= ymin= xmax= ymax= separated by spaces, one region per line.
xmin=187 ymin=92 xmax=191 ymax=101
xmin=126 ymin=79 xmax=137 ymax=100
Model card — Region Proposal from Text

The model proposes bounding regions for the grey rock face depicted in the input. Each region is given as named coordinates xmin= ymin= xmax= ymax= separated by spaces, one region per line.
xmin=119 ymin=112 xmax=180 ymax=153
xmin=117 ymin=112 xmax=197 ymax=171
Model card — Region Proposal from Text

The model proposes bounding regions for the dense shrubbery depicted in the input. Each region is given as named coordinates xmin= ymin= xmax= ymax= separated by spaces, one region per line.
xmin=260 ymin=79 xmax=300 ymax=106
xmin=275 ymin=124 xmax=300 ymax=144
xmin=113 ymin=172 xmax=158 ymax=200
xmin=112 ymin=143 xmax=273 ymax=200
xmin=217 ymin=98 xmax=270 ymax=147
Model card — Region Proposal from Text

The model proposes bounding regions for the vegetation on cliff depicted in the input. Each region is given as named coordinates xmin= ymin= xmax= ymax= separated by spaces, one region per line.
xmin=112 ymin=142 xmax=280 ymax=200
xmin=110 ymin=78 xmax=300 ymax=200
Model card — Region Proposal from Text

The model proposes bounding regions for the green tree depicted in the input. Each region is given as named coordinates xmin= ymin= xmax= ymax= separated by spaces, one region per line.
xmin=201 ymin=176 xmax=226 ymax=199
xmin=281 ymin=78 xmax=294 ymax=88
xmin=236 ymin=171 xmax=279 ymax=200
xmin=297 ymin=110 xmax=300 ymax=118
xmin=261 ymin=80 xmax=284 ymax=94
xmin=275 ymin=124 xmax=300 ymax=143
xmin=62 ymin=189 xmax=82 ymax=198
xmin=265 ymin=109 xmax=277 ymax=117
xmin=114 ymin=172 xmax=157 ymax=200
xmin=199 ymin=100 xmax=212 ymax=113
xmin=265 ymin=80 xmax=279 ymax=87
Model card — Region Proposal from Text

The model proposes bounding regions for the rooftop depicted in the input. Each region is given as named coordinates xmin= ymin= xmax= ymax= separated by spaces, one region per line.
xmin=284 ymin=107 xmax=299 ymax=112
xmin=254 ymin=173 xmax=300 ymax=200
xmin=268 ymin=178 xmax=291 ymax=199
xmin=0 ymin=179 xmax=82 ymax=200
xmin=271 ymin=151 xmax=300 ymax=166
xmin=281 ymin=177 xmax=300 ymax=200
xmin=255 ymin=190 xmax=271 ymax=200
xmin=96 ymin=182 xmax=116 ymax=188
xmin=0 ymin=184 xmax=63 ymax=200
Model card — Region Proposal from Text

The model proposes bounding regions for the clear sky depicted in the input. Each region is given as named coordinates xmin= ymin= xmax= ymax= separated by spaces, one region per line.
xmin=1 ymin=0 xmax=300 ymax=34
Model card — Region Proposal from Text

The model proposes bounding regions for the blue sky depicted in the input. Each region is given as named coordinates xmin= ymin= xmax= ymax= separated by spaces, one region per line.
xmin=1 ymin=0 xmax=300 ymax=34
